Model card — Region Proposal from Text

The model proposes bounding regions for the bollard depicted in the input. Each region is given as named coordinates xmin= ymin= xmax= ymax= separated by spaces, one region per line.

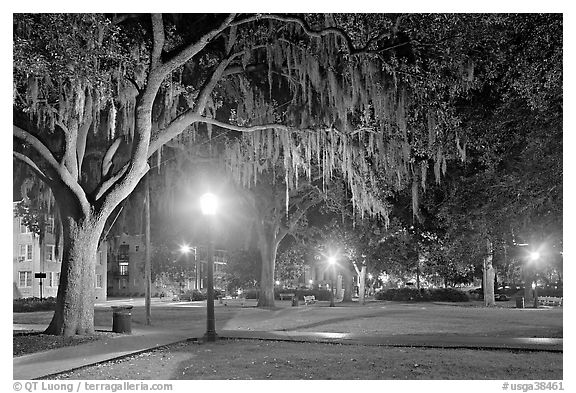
xmin=112 ymin=305 xmax=133 ymax=333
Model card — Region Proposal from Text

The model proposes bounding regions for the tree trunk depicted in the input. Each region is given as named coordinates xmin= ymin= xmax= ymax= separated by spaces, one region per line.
xmin=341 ymin=266 xmax=353 ymax=302
xmin=483 ymin=238 xmax=495 ymax=306
xmin=45 ymin=215 xmax=105 ymax=336
xmin=358 ymin=264 xmax=366 ymax=305
xmin=257 ymin=227 xmax=278 ymax=307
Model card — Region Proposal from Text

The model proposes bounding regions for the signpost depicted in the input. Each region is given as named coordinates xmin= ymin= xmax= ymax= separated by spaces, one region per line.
xmin=35 ymin=272 xmax=46 ymax=301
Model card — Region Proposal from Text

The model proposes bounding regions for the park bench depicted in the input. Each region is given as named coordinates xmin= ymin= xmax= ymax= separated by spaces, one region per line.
xmin=537 ymin=296 xmax=563 ymax=306
xmin=279 ymin=293 xmax=295 ymax=301
xmin=303 ymin=295 xmax=316 ymax=305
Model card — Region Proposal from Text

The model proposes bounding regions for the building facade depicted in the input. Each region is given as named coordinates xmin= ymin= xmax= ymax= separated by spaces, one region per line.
xmin=13 ymin=207 xmax=107 ymax=301
xmin=107 ymin=233 xmax=228 ymax=297
xmin=107 ymin=233 xmax=147 ymax=297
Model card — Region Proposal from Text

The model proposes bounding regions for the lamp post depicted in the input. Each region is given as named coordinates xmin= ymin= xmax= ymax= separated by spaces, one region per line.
xmin=529 ymin=251 xmax=540 ymax=309
xmin=200 ymin=192 xmax=218 ymax=342
xmin=328 ymin=256 xmax=336 ymax=307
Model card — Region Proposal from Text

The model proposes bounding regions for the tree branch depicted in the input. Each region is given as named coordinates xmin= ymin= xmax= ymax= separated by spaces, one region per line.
xmin=194 ymin=52 xmax=241 ymax=116
xmin=94 ymin=163 xmax=129 ymax=201
xmin=76 ymin=92 xmax=93 ymax=174
xmin=14 ymin=125 xmax=60 ymax=171
xmin=14 ymin=125 xmax=91 ymax=217
xmin=150 ymin=14 xmax=165 ymax=70
xmin=101 ymin=137 xmax=123 ymax=178
xmin=13 ymin=151 xmax=50 ymax=184
xmin=160 ymin=13 xmax=237 ymax=76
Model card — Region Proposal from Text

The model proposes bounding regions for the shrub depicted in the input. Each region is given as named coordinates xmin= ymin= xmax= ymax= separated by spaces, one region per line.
xmin=181 ymin=289 xmax=205 ymax=301
xmin=374 ymin=288 xmax=469 ymax=302
xmin=428 ymin=288 xmax=470 ymax=302
xmin=534 ymin=288 xmax=563 ymax=297
xmin=14 ymin=297 xmax=57 ymax=312
xmin=374 ymin=288 xmax=428 ymax=301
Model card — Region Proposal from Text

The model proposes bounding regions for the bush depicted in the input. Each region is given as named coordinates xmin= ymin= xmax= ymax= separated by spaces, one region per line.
xmin=180 ymin=289 xmax=205 ymax=301
xmin=428 ymin=288 xmax=470 ymax=302
xmin=14 ymin=297 xmax=57 ymax=312
xmin=374 ymin=287 xmax=469 ymax=302
xmin=374 ymin=288 xmax=428 ymax=301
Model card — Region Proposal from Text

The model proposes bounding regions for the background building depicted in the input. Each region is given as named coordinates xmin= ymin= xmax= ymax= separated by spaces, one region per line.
xmin=13 ymin=206 xmax=107 ymax=301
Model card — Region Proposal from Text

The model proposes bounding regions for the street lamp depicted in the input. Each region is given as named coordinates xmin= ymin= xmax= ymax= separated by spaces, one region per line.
xmin=529 ymin=251 xmax=540 ymax=308
xmin=180 ymin=244 xmax=199 ymax=290
xmin=200 ymin=192 xmax=218 ymax=342
xmin=328 ymin=256 xmax=336 ymax=307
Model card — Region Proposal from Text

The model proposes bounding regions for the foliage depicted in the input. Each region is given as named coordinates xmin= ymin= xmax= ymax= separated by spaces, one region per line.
xmin=14 ymin=297 xmax=57 ymax=312
xmin=179 ymin=288 xmax=225 ymax=301
xmin=374 ymin=287 xmax=469 ymax=302
xmin=223 ymin=248 xmax=261 ymax=292
xmin=275 ymin=244 xmax=307 ymax=283
xmin=428 ymin=288 xmax=470 ymax=302
xmin=151 ymin=243 xmax=195 ymax=289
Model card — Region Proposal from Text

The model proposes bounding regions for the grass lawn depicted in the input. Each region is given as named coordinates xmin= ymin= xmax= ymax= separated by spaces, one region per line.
xmin=50 ymin=339 xmax=562 ymax=380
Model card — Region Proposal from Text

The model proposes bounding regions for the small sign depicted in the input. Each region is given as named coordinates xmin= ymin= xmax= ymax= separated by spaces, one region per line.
xmin=35 ymin=272 xmax=47 ymax=279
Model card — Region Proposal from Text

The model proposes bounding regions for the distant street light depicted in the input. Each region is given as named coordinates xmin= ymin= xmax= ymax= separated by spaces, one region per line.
xmin=200 ymin=192 xmax=218 ymax=342
xmin=529 ymin=251 xmax=540 ymax=308
xmin=179 ymin=244 xmax=199 ymax=290
xmin=328 ymin=256 xmax=336 ymax=307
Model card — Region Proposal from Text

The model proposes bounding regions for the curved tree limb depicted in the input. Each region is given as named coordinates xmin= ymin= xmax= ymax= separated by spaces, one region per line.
xmin=13 ymin=151 xmax=50 ymax=184
xmin=76 ymin=91 xmax=93 ymax=174
xmin=14 ymin=125 xmax=61 ymax=171
xmin=101 ymin=137 xmax=123 ymax=178
xmin=94 ymin=163 xmax=129 ymax=201
xmin=161 ymin=13 xmax=237 ymax=76
xmin=14 ymin=125 xmax=91 ymax=217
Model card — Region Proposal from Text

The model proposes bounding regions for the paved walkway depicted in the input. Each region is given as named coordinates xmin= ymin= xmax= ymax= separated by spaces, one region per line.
xmin=13 ymin=323 xmax=563 ymax=380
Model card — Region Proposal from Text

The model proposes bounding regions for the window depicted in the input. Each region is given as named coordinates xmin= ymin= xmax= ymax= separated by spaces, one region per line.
xmin=46 ymin=217 xmax=55 ymax=234
xmin=18 ymin=271 xmax=32 ymax=287
xmin=19 ymin=219 xmax=31 ymax=234
xmin=119 ymin=263 xmax=129 ymax=276
xmin=97 ymin=251 xmax=102 ymax=265
xmin=19 ymin=244 xmax=32 ymax=261
xmin=119 ymin=278 xmax=128 ymax=289
xmin=46 ymin=245 xmax=56 ymax=262
xmin=95 ymin=274 xmax=103 ymax=288
xmin=49 ymin=272 xmax=60 ymax=287
xmin=135 ymin=245 xmax=139 ymax=252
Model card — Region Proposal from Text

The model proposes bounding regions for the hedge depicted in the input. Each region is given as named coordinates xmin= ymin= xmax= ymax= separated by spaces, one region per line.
xmin=14 ymin=297 xmax=57 ymax=312
xmin=243 ymin=288 xmax=332 ymax=301
xmin=374 ymin=288 xmax=469 ymax=302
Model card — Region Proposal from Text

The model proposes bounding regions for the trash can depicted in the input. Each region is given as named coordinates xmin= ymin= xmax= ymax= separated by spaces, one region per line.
xmin=112 ymin=305 xmax=133 ymax=333
xmin=515 ymin=297 xmax=524 ymax=309
xmin=292 ymin=297 xmax=299 ymax=307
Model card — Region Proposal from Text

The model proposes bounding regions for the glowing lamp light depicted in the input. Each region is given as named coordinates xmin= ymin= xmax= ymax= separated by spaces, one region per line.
xmin=200 ymin=193 xmax=218 ymax=216
xmin=275 ymin=280 xmax=280 ymax=286
xmin=529 ymin=251 xmax=540 ymax=261
xmin=328 ymin=256 xmax=336 ymax=265
xmin=180 ymin=244 xmax=191 ymax=254
xmin=309 ymin=280 xmax=313 ymax=284
xmin=531 ymin=282 xmax=536 ymax=290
